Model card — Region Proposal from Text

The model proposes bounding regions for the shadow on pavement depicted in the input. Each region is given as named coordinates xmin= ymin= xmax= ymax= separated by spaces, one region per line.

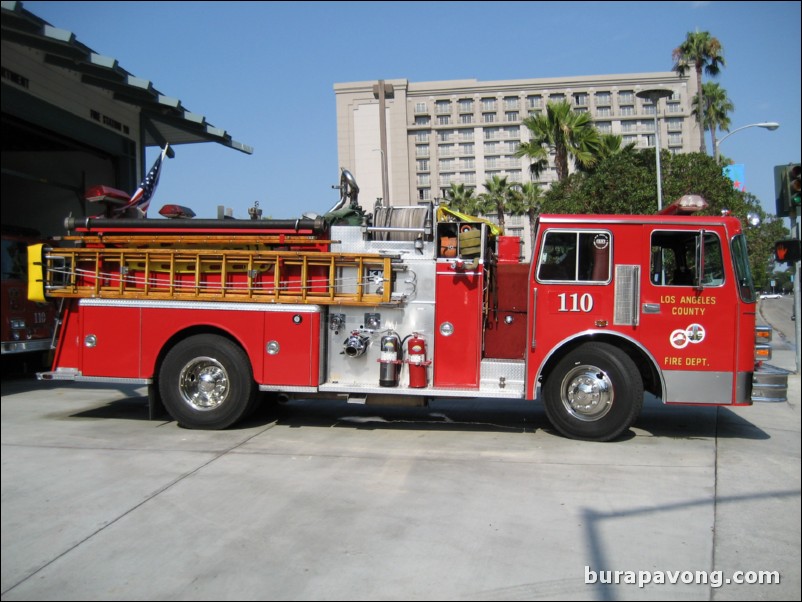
xmin=3 ymin=375 xmax=770 ymax=441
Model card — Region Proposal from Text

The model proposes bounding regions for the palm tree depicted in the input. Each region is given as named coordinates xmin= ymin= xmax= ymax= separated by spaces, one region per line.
xmin=513 ymin=137 xmax=549 ymax=180
xmin=509 ymin=181 xmax=543 ymax=247
xmin=672 ymin=30 xmax=726 ymax=155
xmin=515 ymin=100 xmax=600 ymax=181
xmin=477 ymin=175 xmax=512 ymax=232
xmin=573 ymin=133 xmax=637 ymax=175
xmin=597 ymin=134 xmax=637 ymax=163
xmin=692 ymin=81 xmax=735 ymax=162
xmin=445 ymin=182 xmax=479 ymax=215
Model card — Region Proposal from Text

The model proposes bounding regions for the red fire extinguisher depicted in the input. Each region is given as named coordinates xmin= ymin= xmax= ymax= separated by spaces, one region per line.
xmin=406 ymin=333 xmax=431 ymax=388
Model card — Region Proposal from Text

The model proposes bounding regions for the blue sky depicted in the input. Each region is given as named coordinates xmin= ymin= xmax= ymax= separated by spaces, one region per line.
xmin=24 ymin=1 xmax=802 ymax=220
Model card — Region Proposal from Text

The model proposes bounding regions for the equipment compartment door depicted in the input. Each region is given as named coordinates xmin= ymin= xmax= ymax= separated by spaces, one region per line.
xmin=80 ymin=303 xmax=141 ymax=378
xmin=262 ymin=309 xmax=322 ymax=387
xmin=433 ymin=263 xmax=483 ymax=388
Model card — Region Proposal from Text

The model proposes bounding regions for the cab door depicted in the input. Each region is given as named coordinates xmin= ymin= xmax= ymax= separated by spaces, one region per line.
xmin=525 ymin=226 xmax=615 ymax=398
xmin=640 ymin=226 xmax=739 ymax=404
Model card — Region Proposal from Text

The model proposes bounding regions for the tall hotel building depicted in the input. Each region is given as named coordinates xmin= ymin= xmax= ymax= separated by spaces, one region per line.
xmin=334 ymin=72 xmax=700 ymax=241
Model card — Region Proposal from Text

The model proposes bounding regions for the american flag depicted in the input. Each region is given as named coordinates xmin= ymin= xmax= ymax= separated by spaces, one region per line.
xmin=118 ymin=145 xmax=168 ymax=216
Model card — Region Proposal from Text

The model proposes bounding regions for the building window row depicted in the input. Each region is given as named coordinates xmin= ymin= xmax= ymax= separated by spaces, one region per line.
xmin=620 ymin=120 xmax=656 ymax=133
xmin=485 ymin=142 xmax=520 ymax=155
xmin=416 ymin=91 xmax=682 ymax=118
xmin=438 ymin=143 xmax=478 ymax=157
xmin=418 ymin=103 xmax=684 ymax=127
xmin=418 ymin=168 xmax=527 ymax=191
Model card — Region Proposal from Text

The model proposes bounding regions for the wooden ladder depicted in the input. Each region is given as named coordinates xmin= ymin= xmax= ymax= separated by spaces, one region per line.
xmin=40 ymin=245 xmax=399 ymax=306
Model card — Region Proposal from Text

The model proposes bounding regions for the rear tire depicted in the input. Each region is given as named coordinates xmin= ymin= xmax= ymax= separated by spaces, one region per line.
xmin=543 ymin=342 xmax=643 ymax=441
xmin=159 ymin=334 xmax=255 ymax=429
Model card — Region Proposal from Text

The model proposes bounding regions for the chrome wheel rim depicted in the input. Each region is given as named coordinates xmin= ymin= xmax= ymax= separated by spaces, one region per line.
xmin=560 ymin=364 xmax=614 ymax=421
xmin=178 ymin=356 xmax=229 ymax=411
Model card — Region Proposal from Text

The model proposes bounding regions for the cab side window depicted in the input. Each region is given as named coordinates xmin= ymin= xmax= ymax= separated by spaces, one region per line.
xmin=537 ymin=230 xmax=611 ymax=283
xmin=651 ymin=231 xmax=724 ymax=287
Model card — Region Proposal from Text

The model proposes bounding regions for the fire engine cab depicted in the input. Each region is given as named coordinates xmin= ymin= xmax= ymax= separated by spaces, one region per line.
xmin=28 ymin=171 xmax=786 ymax=441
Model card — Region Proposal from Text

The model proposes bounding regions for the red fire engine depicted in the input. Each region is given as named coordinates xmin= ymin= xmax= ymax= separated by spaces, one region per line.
xmin=28 ymin=172 xmax=786 ymax=441
xmin=2 ymin=226 xmax=55 ymax=357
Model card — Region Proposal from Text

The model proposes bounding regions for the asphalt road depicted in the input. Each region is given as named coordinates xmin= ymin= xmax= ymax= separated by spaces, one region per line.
xmin=759 ymin=295 xmax=797 ymax=344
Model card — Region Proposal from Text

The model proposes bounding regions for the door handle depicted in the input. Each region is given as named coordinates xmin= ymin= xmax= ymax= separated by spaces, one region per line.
xmin=642 ymin=303 xmax=661 ymax=314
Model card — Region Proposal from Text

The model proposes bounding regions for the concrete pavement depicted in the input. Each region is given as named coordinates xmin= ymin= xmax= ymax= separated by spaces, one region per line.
xmin=1 ymin=315 xmax=799 ymax=600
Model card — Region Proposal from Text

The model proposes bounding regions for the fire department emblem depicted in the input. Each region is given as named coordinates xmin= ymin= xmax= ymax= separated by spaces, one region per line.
xmin=670 ymin=323 xmax=706 ymax=349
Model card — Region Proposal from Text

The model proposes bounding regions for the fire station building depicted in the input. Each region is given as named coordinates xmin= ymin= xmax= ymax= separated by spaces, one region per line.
xmin=1 ymin=0 xmax=251 ymax=237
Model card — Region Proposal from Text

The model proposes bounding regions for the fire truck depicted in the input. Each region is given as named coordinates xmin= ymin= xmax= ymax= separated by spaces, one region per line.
xmin=28 ymin=171 xmax=786 ymax=441
xmin=2 ymin=226 xmax=55 ymax=357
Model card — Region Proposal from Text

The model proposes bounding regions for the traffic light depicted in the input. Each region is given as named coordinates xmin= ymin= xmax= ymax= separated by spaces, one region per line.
xmin=786 ymin=163 xmax=801 ymax=207
xmin=774 ymin=239 xmax=801 ymax=264
xmin=775 ymin=163 xmax=801 ymax=217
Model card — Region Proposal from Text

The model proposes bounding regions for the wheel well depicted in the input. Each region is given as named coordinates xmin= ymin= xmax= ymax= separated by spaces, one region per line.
xmin=147 ymin=326 xmax=246 ymax=420
xmin=152 ymin=325 xmax=246 ymax=384
xmin=539 ymin=334 xmax=662 ymax=399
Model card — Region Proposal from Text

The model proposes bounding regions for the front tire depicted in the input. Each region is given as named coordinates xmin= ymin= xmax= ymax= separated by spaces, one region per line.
xmin=543 ymin=342 xmax=643 ymax=441
xmin=159 ymin=334 xmax=256 ymax=429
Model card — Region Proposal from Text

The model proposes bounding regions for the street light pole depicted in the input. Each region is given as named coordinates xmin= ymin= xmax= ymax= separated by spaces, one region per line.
xmin=714 ymin=122 xmax=780 ymax=164
xmin=636 ymin=88 xmax=674 ymax=211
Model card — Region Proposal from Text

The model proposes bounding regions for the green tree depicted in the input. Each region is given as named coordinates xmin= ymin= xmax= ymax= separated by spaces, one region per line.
xmin=516 ymin=100 xmax=600 ymax=181
xmin=596 ymin=134 xmax=638 ymax=164
xmin=739 ymin=192 xmax=790 ymax=292
xmin=509 ymin=181 xmax=544 ymax=245
xmin=692 ymin=82 xmax=735 ymax=161
xmin=672 ymin=30 xmax=726 ymax=155
xmin=659 ymin=152 xmax=744 ymax=215
xmin=543 ymin=151 xmax=658 ymax=215
xmin=539 ymin=149 xmax=789 ymax=289
xmin=477 ymin=175 xmax=513 ymax=232
xmin=445 ymin=182 xmax=479 ymax=215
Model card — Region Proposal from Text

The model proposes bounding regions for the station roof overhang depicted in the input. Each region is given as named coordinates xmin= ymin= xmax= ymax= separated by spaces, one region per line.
xmin=0 ymin=0 xmax=253 ymax=155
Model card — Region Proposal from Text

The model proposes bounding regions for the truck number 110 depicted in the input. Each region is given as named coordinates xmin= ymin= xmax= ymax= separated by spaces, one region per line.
xmin=557 ymin=292 xmax=594 ymax=313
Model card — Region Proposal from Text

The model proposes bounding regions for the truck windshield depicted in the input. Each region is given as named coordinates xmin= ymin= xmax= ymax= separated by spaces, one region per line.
xmin=1 ymin=238 xmax=27 ymax=281
xmin=731 ymin=234 xmax=756 ymax=303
